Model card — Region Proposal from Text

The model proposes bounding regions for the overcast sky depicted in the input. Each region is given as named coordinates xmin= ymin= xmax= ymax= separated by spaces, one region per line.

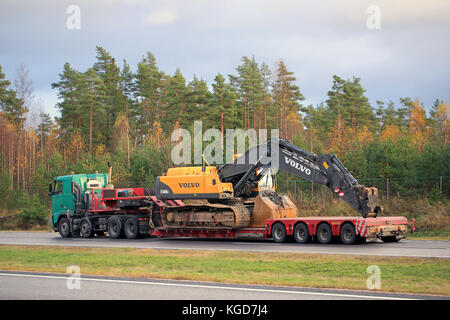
xmin=1 ymin=0 xmax=449 ymax=119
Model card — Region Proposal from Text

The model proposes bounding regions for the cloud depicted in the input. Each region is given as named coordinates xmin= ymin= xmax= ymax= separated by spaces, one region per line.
xmin=0 ymin=0 xmax=448 ymax=115
xmin=144 ymin=9 xmax=177 ymax=25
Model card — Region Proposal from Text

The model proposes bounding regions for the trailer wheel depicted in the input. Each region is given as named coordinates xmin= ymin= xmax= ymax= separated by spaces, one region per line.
xmin=317 ymin=223 xmax=332 ymax=244
xmin=340 ymin=223 xmax=356 ymax=245
xmin=293 ymin=223 xmax=309 ymax=244
xmin=108 ymin=217 xmax=123 ymax=239
xmin=272 ymin=223 xmax=287 ymax=243
xmin=58 ymin=217 xmax=71 ymax=238
xmin=124 ymin=217 xmax=139 ymax=239
xmin=381 ymin=236 xmax=400 ymax=243
xmin=80 ymin=218 xmax=94 ymax=238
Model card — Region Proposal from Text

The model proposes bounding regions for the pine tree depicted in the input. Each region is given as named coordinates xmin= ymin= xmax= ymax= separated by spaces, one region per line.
xmin=377 ymin=100 xmax=403 ymax=129
xmin=430 ymin=100 xmax=449 ymax=144
xmin=272 ymin=60 xmax=304 ymax=140
xmin=302 ymin=102 xmax=329 ymax=141
xmin=120 ymin=59 xmax=135 ymax=115
xmin=326 ymin=75 xmax=375 ymax=148
xmin=120 ymin=59 xmax=135 ymax=164
xmin=184 ymin=75 xmax=212 ymax=128
xmin=0 ymin=65 xmax=20 ymax=126
xmin=342 ymin=77 xmax=375 ymax=130
xmin=52 ymin=62 xmax=84 ymax=142
xmin=81 ymin=68 xmax=107 ymax=154
xmin=163 ymin=68 xmax=188 ymax=132
xmin=229 ymin=56 xmax=264 ymax=130
xmin=210 ymin=73 xmax=237 ymax=144
xmin=92 ymin=46 xmax=122 ymax=148
xmin=134 ymin=52 xmax=165 ymax=140
xmin=398 ymin=97 xmax=416 ymax=127
xmin=326 ymin=75 xmax=346 ymax=141
xmin=260 ymin=62 xmax=272 ymax=130
xmin=0 ymin=65 xmax=10 ymax=103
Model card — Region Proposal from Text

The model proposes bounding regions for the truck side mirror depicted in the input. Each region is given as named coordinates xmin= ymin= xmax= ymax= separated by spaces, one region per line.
xmin=49 ymin=182 xmax=53 ymax=196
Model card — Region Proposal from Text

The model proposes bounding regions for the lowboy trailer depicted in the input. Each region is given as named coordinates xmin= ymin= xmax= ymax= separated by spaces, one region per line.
xmin=150 ymin=216 xmax=414 ymax=245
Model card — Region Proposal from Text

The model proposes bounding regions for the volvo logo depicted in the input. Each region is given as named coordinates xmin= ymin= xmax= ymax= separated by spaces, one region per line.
xmin=284 ymin=156 xmax=311 ymax=175
xmin=178 ymin=182 xmax=200 ymax=188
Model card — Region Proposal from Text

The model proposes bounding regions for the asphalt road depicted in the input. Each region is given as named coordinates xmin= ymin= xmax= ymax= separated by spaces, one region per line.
xmin=0 ymin=232 xmax=450 ymax=259
xmin=0 ymin=270 xmax=445 ymax=300
xmin=0 ymin=231 xmax=449 ymax=258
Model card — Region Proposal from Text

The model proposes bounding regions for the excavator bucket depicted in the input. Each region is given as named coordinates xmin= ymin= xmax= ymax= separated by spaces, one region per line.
xmin=250 ymin=192 xmax=297 ymax=228
xmin=358 ymin=186 xmax=383 ymax=218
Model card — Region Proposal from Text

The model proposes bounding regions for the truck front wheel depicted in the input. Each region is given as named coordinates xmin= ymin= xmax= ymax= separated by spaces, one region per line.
xmin=58 ymin=217 xmax=71 ymax=238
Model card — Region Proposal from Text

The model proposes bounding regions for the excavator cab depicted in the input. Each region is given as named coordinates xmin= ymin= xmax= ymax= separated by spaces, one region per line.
xmin=256 ymin=168 xmax=276 ymax=192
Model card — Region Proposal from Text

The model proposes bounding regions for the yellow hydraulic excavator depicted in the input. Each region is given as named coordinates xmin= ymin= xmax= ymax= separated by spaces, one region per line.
xmin=154 ymin=138 xmax=382 ymax=230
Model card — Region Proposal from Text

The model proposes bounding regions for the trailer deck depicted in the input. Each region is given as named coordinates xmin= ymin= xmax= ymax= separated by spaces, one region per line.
xmin=150 ymin=216 xmax=413 ymax=245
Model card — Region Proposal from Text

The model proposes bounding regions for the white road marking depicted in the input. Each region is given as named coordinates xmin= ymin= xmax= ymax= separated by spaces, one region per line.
xmin=0 ymin=272 xmax=415 ymax=300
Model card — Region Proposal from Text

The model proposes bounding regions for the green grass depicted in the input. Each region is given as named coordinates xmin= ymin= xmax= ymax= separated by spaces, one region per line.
xmin=407 ymin=230 xmax=450 ymax=241
xmin=0 ymin=245 xmax=449 ymax=295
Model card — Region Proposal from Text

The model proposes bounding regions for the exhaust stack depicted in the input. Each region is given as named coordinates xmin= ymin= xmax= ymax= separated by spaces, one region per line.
xmin=107 ymin=162 xmax=114 ymax=189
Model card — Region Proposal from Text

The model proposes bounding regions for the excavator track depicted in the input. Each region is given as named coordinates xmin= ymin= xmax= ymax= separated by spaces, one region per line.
xmin=159 ymin=203 xmax=252 ymax=229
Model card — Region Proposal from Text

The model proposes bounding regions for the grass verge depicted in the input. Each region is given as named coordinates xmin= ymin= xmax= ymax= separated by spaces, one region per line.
xmin=0 ymin=245 xmax=449 ymax=295
xmin=407 ymin=231 xmax=450 ymax=241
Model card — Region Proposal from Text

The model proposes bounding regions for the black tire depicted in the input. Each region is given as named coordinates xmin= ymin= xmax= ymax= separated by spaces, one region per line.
xmin=80 ymin=218 xmax=94 ymax=238
xmin=293 ymin=223 xmax=309 ymax=244
xmin=124 ymin=217 xmax=139 ymax=239
xmin=381 ymin=236 xmax=400 ymax=243
xmin=317 ymin=223 xmax=333 ymax=244
xmin=108 ymin=216 xmax=123 ymax=239
xmin=272 ymin=223 xmax=287 ymax=243
xmin=340 ymin=223 xmax=356 ymax=245
xmin=58 ymin=217 xmax=71 ymax=238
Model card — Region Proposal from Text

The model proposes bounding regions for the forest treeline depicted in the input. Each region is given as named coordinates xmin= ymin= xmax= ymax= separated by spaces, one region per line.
xmin=0 ymin=46 xmax=448 ymax=227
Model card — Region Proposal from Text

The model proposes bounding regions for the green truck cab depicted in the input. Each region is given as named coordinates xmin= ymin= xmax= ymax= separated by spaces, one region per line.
xmin=49 ymin=170 xmax=151 ymax=239
xmin=49 ymin=173 xmax=108 ymax=232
